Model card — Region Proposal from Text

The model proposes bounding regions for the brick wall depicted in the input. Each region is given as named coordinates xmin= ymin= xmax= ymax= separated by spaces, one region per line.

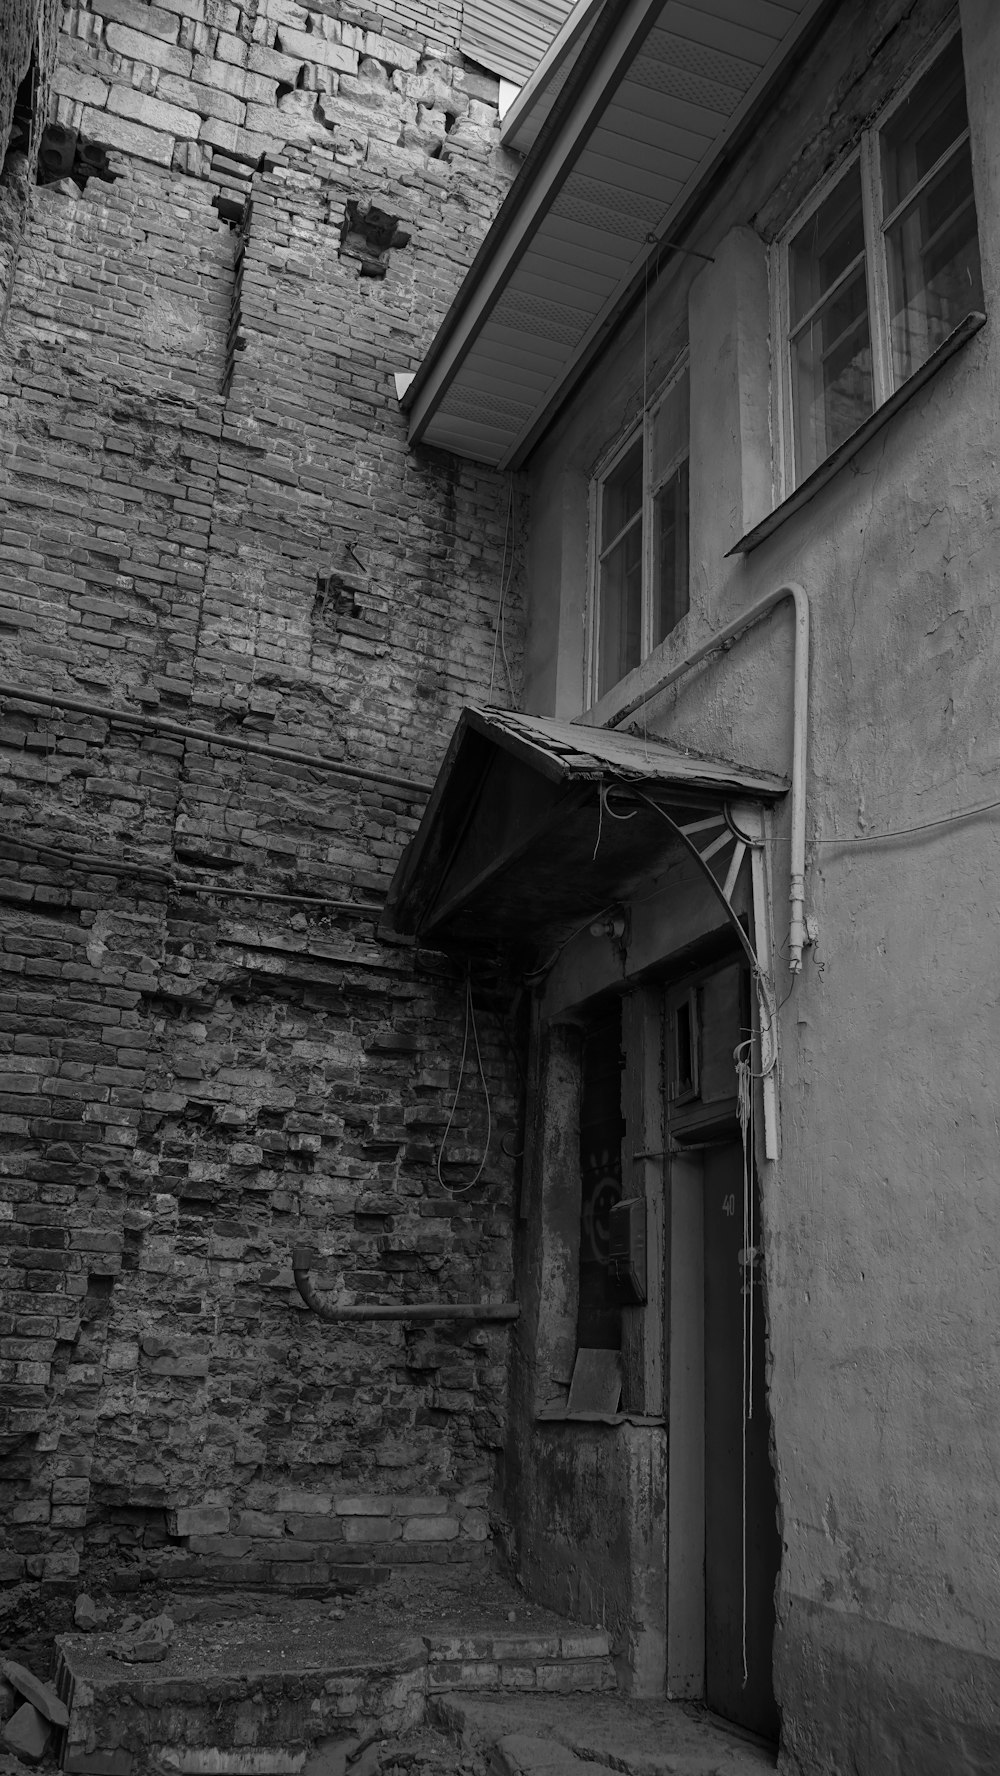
xmin=0 ymin=0 xmax=527 ymax=1592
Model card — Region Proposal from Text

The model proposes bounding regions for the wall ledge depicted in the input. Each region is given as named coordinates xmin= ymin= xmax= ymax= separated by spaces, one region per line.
xmin=731 ymin=310 xmax=987 ymax=555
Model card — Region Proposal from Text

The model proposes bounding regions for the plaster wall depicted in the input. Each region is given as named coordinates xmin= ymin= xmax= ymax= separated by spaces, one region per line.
xmin=514 ymin=0 xmax=1000 ymax=1766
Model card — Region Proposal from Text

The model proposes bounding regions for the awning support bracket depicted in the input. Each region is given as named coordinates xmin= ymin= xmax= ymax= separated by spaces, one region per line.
xmin=614 ymin=787 xmax=780 ymax=1159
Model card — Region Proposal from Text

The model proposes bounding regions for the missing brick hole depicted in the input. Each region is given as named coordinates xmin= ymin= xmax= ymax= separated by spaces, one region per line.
xmin=0 ymin=59 xmax=35 ymax=191
xmin=313 ymin=569 xmax=365 ymax=628
xmin=339 ymin=198 xmax=411 ymax=279
xmin=82 ymin=1275 xmax=116 ymax=1322
xmin=36 ymin=123 xmax=118 ymax=192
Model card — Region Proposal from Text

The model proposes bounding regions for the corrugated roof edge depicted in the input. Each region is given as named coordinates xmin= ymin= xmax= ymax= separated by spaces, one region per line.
xmin=499 ymin=0 xmax=606 ymax=154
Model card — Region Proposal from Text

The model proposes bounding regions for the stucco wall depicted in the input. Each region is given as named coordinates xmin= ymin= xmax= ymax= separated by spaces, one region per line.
xmin=515 ymin=0 xmax=1000 ymax=1767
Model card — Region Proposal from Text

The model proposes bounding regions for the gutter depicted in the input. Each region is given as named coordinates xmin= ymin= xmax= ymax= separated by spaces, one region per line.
xmin=609 ymin=582 xmax=811 ymax=973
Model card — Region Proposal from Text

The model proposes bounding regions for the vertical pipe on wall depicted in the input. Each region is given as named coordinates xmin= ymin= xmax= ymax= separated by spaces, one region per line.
xmin=609 ymin=581 xmax=811 ymax=973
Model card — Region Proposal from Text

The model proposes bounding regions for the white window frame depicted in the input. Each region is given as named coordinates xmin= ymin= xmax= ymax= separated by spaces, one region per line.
xmin=773 ymin=20 xmax=981 ymax=496
xmin=586 ymin=357 xmax=689 ymax=707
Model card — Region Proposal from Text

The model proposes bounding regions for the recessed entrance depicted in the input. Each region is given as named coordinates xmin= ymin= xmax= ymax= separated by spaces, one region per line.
xmin=665 ymin=962 xmax=780 ymax=1741
xmin=704 ymin=1137 xmax=780 ymax=1739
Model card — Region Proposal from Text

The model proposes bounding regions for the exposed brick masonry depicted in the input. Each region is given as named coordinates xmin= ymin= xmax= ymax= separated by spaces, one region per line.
xmin=0 ymin=0 xmax=527 ymax=1594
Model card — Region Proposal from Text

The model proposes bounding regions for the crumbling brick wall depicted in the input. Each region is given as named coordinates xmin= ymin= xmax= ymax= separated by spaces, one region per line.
xmin=1 ymin=0 xmax=41 ymax=156
xmin=1 ymin=0 xmax=60 ymax=311
xmin=0 ymin=0 xmax=528 ymax=1592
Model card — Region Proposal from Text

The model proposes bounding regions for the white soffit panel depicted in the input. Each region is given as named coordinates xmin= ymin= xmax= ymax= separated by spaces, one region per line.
xmin=408 ymin=0 xmax=831 ymax=468
xmin=461 ymin=0 xmax=577 ymax=87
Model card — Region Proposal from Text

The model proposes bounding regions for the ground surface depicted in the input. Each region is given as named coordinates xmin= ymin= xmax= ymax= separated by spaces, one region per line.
xmin=2 ymin=1570 xmax=777 ymax=1776
xmin=433 ymin=1692 xmax=777 ymax=1775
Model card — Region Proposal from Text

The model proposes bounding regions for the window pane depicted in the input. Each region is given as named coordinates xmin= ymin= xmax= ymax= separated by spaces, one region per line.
xmin=881 ymin=35 xmax=969 ymax=213
xmin=650 ymin=367 xmax=688 ymax=485
xmin=885 ymin=144 xmax=983 ymax=382
xmin=881 ymin=41 xmax=983 ymax=385
xmin=789 ymin=168 xmax=873 ymax=480
xmin=652 ymin=458 xmax=689 ymax=644
xmin=601 ymin=439 xmax=643 ymax=544
xmin=789 ymin=164 xmax=866 ymax=330
xmin=597 ymin=522 xmax=642 ymax=699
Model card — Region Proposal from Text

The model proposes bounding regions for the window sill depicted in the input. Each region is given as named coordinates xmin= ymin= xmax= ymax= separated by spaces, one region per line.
xmin=730 ymin=310 xmax=987 ymax=556
xmin=535 ymin=1409 xmax=665 ymax=1427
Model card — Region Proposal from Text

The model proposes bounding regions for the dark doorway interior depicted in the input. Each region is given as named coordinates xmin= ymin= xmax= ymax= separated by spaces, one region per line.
xmin=703 ymin=1137 xmax=780 ymax=1741
xmin=576 ymin=1006 xmax=624 ymax=1351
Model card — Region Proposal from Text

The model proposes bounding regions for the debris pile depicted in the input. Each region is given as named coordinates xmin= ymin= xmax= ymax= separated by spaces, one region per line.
xmin=0 ymin=1657 xmax=69 ymax=1768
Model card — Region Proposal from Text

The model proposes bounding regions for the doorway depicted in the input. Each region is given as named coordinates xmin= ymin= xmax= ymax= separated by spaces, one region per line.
xmin=703 ymin=1138 xmax=779 ymax=1739
xmin=665 ymin=963 xmax=780 ymax=1741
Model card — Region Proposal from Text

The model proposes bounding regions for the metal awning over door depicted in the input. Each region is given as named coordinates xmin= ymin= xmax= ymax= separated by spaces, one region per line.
xmin=387 ymin=706 xmax=787 ymax=1157
xmin=386 ymin=707 xmax=786 ymax=958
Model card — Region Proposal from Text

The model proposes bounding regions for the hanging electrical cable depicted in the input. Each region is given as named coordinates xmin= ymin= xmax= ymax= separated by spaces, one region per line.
xmin=487 ymin=477 xmax=516 ymax=709
xmin=815 ymin=794 xmax=1000 ymax=845
xmin=436 ymin=967 xmax=492 ymax=1194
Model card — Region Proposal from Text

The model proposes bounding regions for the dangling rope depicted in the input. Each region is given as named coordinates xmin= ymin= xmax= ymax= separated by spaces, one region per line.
xmin=436 ymin=968 xmax=492 ymax=1194
xmin=735 ymin=1035 xmax=755 ymax=1691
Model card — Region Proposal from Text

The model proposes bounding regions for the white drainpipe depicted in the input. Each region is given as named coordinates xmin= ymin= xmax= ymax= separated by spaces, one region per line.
xmin=611 ymin=581 xmax=811 ymax=972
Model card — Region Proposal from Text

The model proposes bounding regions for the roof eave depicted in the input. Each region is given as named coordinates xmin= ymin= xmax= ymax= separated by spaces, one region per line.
xmin=499 ymin=0 xmax=607 ymax=154
xmin=406 ymin=0 xmax=844 ymax=471
xmin=402 ymin=0 xmax=665 ymax=440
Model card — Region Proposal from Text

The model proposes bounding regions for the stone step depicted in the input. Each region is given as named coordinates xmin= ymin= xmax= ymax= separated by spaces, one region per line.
xmin=53 ymin=1599 xmax=616 ymax=1775
xmin=431 ymin=1692 xmax=778 ymax=1776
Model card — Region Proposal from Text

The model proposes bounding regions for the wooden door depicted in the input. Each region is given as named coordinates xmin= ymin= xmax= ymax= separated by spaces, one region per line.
xmin=703 ymin=1139 xmax=780 ymax=1741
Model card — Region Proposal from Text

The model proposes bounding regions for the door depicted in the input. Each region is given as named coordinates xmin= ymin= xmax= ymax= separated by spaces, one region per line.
xmin=703 ymin=1139 xmax=780 ymax=1740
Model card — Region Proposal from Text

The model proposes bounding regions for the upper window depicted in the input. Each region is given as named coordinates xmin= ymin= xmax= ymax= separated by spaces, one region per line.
xmin=779 ymin=29 xmax=983 ymax=488
xmin=589 ymin=364 xmax=689 ymax=704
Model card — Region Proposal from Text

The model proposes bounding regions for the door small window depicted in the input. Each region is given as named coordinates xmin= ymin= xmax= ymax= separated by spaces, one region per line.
xmin=591 ymin=364 xmax=689 ymax=704
xmin=778 ymin=28 xmax=983 ymax=490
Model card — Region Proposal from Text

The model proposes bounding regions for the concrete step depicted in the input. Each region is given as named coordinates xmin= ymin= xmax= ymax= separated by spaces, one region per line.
xmin=52 ymin=1580 xmax=617 ymax=1775
xmin=431 ymin=1691 xmax=778 ymax=1776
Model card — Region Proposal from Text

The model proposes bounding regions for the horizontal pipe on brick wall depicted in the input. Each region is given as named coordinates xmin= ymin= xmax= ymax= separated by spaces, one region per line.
xmin=0 ymin=831 xmax=385 ymax=917
xmin=292 ymin=1247 xmax=520 ymax=1323
xmin=0 ymin=680 xmax=434 ymax=799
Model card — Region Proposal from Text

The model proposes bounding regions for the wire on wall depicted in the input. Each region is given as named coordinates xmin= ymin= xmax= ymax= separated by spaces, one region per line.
xmin=488 ymin=476 xmax=517 ymax=709
xmin=436 ymin=968 xmax=492 ymax=1194
xmin=815 ymin=795 xmax=1000 ymax=846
